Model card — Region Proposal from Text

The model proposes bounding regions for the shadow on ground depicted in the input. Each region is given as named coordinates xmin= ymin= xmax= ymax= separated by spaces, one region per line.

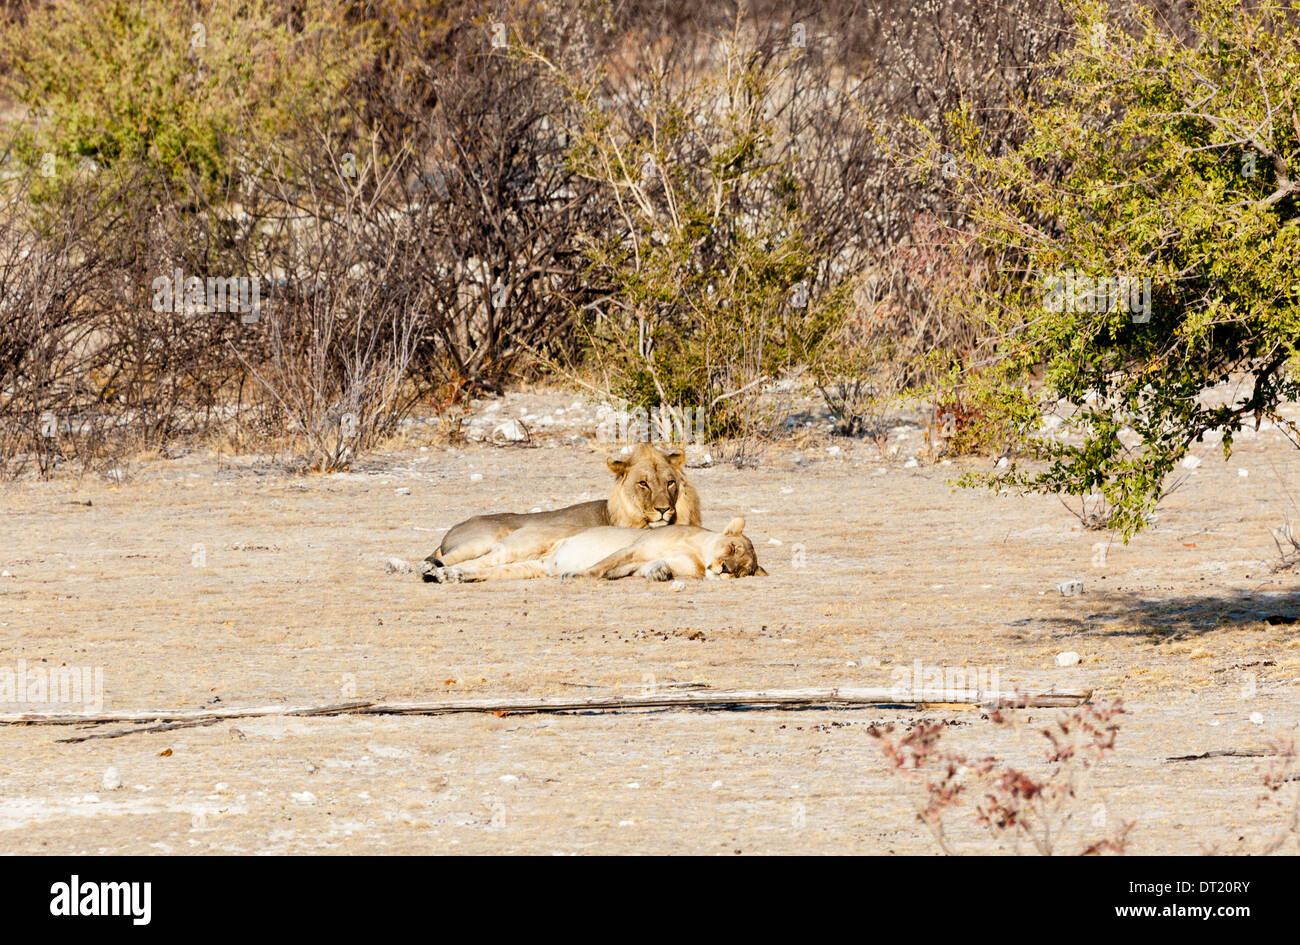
xmin=1033 ymin=589 xmax=1300 ymax=642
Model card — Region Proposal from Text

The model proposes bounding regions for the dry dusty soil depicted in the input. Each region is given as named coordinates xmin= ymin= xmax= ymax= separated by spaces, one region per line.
xmin=1 ymin=389 xmax=1299 ymax=855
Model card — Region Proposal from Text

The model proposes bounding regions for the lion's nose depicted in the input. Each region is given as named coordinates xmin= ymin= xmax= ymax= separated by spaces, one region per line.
xmin=655 ymin=506 xmax=671 ymax=516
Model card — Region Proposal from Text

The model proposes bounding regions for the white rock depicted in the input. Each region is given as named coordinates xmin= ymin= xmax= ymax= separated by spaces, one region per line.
xmin=767 ymin=538 xmax=782 ymax=545
xmin=780 ymin=486 xmax=794 ymax=494
xmin=394 ymin=487 xmax=410 ymax=495
xmin=1058 ymin=579 xmax=1083 ymax=596
xmin=493 ymin=419 xmax=528 ymax=442
xmin=1055 ymin=651 xmax=1083 ymax=667
xmin=291 ymin=792 xmax=317 ymax=805
xmin=470 ymin=473 xmax=483 ymax=482
xmin=904 ymin=458 xmax=918 ymax=468
xmin=996 ymin=456 xmax=1008 ymax=468
xmin=1238 ymin=469 xmax=1249 ymax=478
xmin=1249 ymin=712 xmax=1264 ymax=725
xmin=0 ymin=571 xmax=10 ymax=578
xmin=385 ymin=557 xmax=413 ymax=574
xmin=102 ymin=767 xmax=123 ymax=790
xmin=826 ymin=445 xmax=841 ymax=455
xmin=670 ymin=580 xmax=686 ymax=592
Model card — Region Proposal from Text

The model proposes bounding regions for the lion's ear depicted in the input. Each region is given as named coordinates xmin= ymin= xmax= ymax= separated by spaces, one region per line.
xmin=723 ymin=517 xmax=745 ymax=536
xmin=661 ymin=446 xmax=686 ymax=469
xmin=754 ymin=565 xmax=768 ymax=577
xmin=607 ymin=454 xmax=631 ymax=477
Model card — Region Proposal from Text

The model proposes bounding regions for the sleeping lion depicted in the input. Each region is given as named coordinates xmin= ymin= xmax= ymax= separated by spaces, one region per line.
xmin=421 ymin=443 xmax=700 ymax=580
xmin=428 ymin=517 xmax=766 ymax=583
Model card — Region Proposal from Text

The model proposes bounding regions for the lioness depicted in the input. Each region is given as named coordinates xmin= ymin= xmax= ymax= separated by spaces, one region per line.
xmin=430 ymin=517 xmax=766 ymax=583
xmin=421 ymin=443 xmax=700 ymax=580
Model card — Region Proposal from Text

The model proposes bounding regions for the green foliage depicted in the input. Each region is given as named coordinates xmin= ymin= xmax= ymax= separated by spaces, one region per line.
xmin=1 ymin=0 xmax=365 ymax=200
xmin=932 ymin=0 xmax=1300 ymax=537
xmin=562 ymin=41 xmax=849 ymax=437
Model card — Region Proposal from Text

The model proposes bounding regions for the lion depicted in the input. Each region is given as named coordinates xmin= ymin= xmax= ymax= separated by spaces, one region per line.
xmin=429 ymin=517 xmax=766 ymax=583
xmin=421 ymin=443 xmax=700 ymax=580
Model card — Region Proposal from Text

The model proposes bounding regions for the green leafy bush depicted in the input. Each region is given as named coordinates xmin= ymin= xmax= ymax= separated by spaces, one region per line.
xmin=929 ymin=0 xmax=1300 ymax=536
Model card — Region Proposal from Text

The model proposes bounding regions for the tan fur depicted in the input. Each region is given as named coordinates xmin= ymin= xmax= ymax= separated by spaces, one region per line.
xmin=432 ymin=517 xmax=766 ymax=584
xmin=423 ymin=444 xmax=700 ymax=578
xmin=580 ymin=517 xmax=767 ymax=581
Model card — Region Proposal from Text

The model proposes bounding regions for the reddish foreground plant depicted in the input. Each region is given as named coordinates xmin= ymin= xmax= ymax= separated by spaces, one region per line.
xmin=868 ymin=698 xmax=1132 ymax=855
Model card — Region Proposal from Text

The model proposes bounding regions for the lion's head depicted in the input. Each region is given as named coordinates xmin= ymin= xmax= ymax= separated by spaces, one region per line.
xmin=606 ymin=443 xmax=702 ymax=529
xmin=704 ymin=517 xmax=767 ymax=579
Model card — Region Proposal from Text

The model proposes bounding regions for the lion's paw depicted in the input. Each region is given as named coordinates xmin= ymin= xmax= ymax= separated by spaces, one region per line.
xmin=433 ymin=566 xmax=465 ymax=584
xmin=641 ymin=560 xmax=673 ymax=582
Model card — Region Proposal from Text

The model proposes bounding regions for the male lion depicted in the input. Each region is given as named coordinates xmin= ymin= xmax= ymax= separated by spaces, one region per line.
xmin=430 ymin=517 xmax=766 ymax=583
xmin=421 ymin=443 xmax=700 ymax=580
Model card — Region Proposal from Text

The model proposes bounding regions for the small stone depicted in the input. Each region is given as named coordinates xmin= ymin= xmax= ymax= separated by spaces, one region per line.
xmin=1249 ymin=712 xmax=1264 ymax=725
xmin=1238 ymin=469 xmax=1249 ymax=478
xmin=1055 ymin=651 xmax=1083 ymax=667
xmin=102 ymin=767 xmax=123 ymax=790
xmin=493 ymin=419 xmax=528 ymax=442
xmin=291 ymin=791 xmax=317 ymax=805
xmin=470 ymin=473 xmax=483 ymax=482
xmin=1058 ymin=579 xmax=1083 ymax=596
xmin=826 ymin=445 xmax=841 ymax=456
xmin=394 ymin=487 xmax=411 ymax=495
xmin=385 ymin=557 xmax=412 ymax=574
xmin=670 ymin=580 xmax=686 ymax=592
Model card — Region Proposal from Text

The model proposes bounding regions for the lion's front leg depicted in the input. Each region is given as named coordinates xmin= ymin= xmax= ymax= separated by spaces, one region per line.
xmin=636 ymin=559 xmax=674 ymax=581
xmin=582 ymin=548 xmax=646 ymax=580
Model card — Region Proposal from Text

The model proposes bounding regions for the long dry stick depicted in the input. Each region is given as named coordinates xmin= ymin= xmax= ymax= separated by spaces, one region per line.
xmin=0 ymin=687 xmax=1095 ymax=744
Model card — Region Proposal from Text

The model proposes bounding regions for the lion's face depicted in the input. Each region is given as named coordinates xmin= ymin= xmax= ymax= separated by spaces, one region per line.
xmin=606 ymin=444 xmax=700 ymax=528
xmin=705 ymin=517 xmax=767 ymax=579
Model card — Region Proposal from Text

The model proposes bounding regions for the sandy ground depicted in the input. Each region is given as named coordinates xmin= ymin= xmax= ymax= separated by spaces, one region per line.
xmin=1 ymin=389 xmax=1298 ymax=855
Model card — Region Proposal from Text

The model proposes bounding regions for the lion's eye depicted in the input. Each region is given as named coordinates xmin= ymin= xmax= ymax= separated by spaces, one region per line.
xmin=638 ymin=481 xmax=649 ymax=489
xmin=667 ymin=480 xmax=676 ymax=488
